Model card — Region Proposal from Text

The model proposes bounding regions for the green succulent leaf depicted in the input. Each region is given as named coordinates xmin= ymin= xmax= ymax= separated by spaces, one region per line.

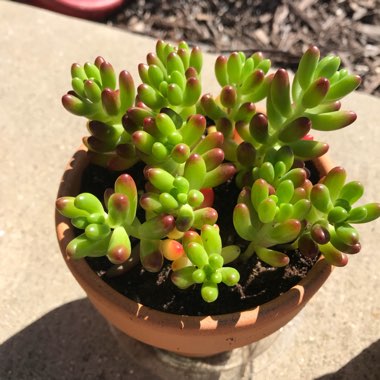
xmin=311 ymin=184 xmax=332 ymax=213
xmin=328 ymin=206 xmax=349 ymax=224
xmin=278 ymin=117 xmax=311 ymax=143
xmin=307 ymin=111 xmax=357 ymax=131
xmin=269 ymin=219 xmax=302 ymax=244
xmin=251 ymin=179 xmax=269 ymax=211
xmin=255 ymin=247 xmax=290 ymax=267
xmin=324 ymin=75 xmax=361 ymax=102
xmin=296 ymin=46 xmax=320 ymax=90
xmin=227 ymin=52 xmax=243 ymax=85
xmin=107 ymin=226 xmax=131 ymax=264
xmin=301 ymin=78 xmax=330 ymax=108
xmin=292 ymin=199 xmax=311 ymax=220
xmin=322 ymin=167 xmax=347 ymax=202
xmin=85 ymin=223 xmax=111 ymax=241
xmin=171 ymin=267 xmax=196 ymax=289
xmin=319 ymin=242 xmax=348 ymax=266
xmin=186 ymin=242 xmax=209 ymax=268
xmin=315 ymin=55 xmax=341 ymax=78
xmin=202 ymin=164 xmax=236 ymax=189
xmin=276 ymin=180 xmax=294 ymax=204
xmin=115 ymin=174 xmax=137 ymax=224
xmin=350 ymin=203 xmax=380 ymax=223
xmin=140 ymin=239 xmax=164 ymax=272
xmin=339 ymin=181 xmax=364 ymax=205
xmin=289 ymin=140 xmax=329 ymax=160
xmin=201 ymin=281 xmax=219 ymax=303
xmin=221 ymin=246 xmax=241 ymax=264
xmin=176 ymin=204 xmax=195 ymax=232
xmin=56 ymin=197 xmax=89 ymax=218
xmin=193 ymin=208 xmax=218 ymax=229
xmin=215 ymin=55 xmax=229 ymax=86
xmin=139 ymin=214 xmax=175 ymax=239
xmin=183 ymin=154 xmax=206 ymax=190
xmin=107 ymin=193 xmax=129 ymax=227
xmin=249 ymin=113 xmax=269 ymax=144
xmin=220 ymin=267 xmax=240 ymax=286
xmin=75 ymin=193 xmax=104 ymax=214
xmin=192 ymin=268 xmax=207 ymax=283
xmin=347 ymin=206 xmax=368 ymax=223
xmin=258 ymin=198 xmax=277 ymax=223
xmin=201 ymin=224 xmax=222 ymax=255
xmin=189 ymin=46 xmax=203 ymax=73
xmin=271 ymin=68 xmax=292 ymax=117
xmin=146 ymin=168 xmax=175 ymax=192
xmin=66 ymin=233 xmax=110 ymax=259
xmin=233 ymin=203 xmax=256 ymax=241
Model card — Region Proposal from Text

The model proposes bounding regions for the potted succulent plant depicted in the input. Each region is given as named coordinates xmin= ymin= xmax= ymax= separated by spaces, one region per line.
xmin=55 ymin=40 xmax=380 ymax=357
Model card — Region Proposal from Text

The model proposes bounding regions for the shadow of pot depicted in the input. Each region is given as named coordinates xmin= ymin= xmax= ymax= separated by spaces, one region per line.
xmin=55 ymin=146 xmax=334 ymax=357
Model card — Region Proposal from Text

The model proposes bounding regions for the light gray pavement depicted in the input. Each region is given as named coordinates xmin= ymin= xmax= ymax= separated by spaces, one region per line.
xmin=0 ymin=1 xmax=379 ymax=379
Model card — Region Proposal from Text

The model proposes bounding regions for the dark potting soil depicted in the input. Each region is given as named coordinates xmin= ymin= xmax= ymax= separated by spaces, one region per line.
xmin=82 ymin=161 xmax=319 ymax=316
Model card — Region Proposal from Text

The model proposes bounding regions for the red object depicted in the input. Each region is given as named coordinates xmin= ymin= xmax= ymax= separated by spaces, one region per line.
xmin=27 ymin=0 xmax=125 ymax=21
xmin=199 ymin=188 xmax=215 ymax=208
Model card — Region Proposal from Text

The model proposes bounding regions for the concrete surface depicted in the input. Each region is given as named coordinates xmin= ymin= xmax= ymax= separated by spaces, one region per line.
xmin=0 ymin=1 xmax=379 ymax=379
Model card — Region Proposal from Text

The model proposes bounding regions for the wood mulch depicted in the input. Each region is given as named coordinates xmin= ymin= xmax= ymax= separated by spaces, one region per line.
xmin=107 ymin=0 xmax=380 ymax=97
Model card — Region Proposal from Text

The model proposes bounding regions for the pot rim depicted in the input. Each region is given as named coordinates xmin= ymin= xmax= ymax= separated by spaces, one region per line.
xmin=55 ymin=145 xmax=334 ymax=332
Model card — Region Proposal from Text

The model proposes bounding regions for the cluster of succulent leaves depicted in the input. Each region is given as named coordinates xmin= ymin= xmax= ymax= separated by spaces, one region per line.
xmin=57 ymin=40 xmax=380 ymax=303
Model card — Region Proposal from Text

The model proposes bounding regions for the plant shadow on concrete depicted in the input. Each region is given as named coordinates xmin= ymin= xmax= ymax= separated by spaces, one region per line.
xmin=1 ymin=298 xmax=379 ymax=379
xmin=0 ymin=299 xmax=154 ymax=380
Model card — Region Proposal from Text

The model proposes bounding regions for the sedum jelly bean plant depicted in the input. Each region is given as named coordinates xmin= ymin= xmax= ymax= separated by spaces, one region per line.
xmin=57 ymin=40 xmax=380 ymax=303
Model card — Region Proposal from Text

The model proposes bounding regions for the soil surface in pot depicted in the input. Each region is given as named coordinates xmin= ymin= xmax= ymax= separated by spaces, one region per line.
xmin=81 ymin=161 xmax=319 ymax=316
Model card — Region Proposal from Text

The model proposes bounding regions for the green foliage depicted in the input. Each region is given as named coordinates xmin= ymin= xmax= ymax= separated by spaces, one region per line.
xmin=57 ymin=40 xmax=380 ymax=303
xmin=233 ymin=151 xmax=309 ymax=265
xmin=138 ymin=40 xmax=202 ymax=114
xmin=170 ymin=226 xmax=240 ymax=302
xmin=141 ymin=164 xmax=220 ymax=232
xmin=56 ymin=175 xmax=138 ymax=264
xmin=62 ymin=57 xmax=137 ymax=170
xmin=218 ymin=46 xmax=359 ymax=185
xmin=298 ymin=168 xmax=380 ymax=266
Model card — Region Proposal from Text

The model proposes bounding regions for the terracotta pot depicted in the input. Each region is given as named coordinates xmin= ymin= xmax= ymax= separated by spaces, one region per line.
xmin=55 ymin=146 xmax=334 ymax=357
xmin=27 ymin=0 xmax=124 ymax=21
